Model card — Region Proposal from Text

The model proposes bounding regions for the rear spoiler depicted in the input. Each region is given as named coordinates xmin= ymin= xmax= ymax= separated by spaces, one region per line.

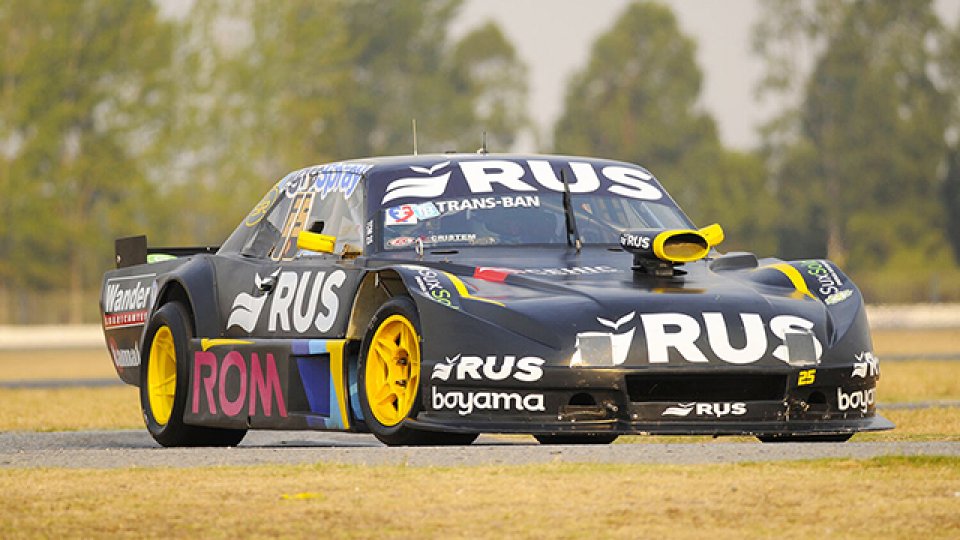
xmin=115 ymin=235 xmax=219 ymax=269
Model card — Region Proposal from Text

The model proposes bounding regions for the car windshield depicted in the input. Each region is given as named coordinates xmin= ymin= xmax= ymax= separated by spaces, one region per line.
xmin=380 ymin=193 xmax=693 ymax=250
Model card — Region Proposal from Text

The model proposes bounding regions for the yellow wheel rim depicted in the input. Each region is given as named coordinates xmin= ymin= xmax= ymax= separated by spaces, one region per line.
xmin=365 ymin=314 xmax=421 ymax=427
xmin=147 ymin=326 xmax=177 ymax=425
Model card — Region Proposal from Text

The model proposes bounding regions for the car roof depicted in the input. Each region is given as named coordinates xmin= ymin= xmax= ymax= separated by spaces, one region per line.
xmin=331 ymin=153 xmax=649 ymax=183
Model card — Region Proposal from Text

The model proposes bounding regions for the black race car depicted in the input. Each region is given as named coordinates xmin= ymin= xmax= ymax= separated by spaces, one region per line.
xmin=100 ymin=154 xmax=892 ymax=446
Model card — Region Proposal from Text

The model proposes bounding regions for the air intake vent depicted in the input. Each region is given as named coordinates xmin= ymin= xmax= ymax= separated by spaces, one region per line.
xmin=626 ymin=373 xmax=787 ymax=403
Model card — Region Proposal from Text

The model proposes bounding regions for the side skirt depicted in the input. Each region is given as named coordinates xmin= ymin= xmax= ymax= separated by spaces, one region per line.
xmin=183 ymin=337 xmax=356 ymax=431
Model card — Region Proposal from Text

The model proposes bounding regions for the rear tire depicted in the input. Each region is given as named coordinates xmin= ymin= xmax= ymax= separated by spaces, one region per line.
xmin=358 ymin=296 xmax=478 ymax=446
xmin=757 ymin=433 xmax=853 ymax=443
xmin=140 ymin=302 xmax=247 ymax=447
xmin=535 ymin=434 xmax=619 ymax=445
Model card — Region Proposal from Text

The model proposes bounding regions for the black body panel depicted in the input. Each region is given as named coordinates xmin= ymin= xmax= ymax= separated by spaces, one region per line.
xmin=100 ymin=154 xmax=892 ymax=438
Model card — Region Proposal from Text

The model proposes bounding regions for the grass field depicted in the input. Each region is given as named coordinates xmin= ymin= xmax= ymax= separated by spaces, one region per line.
xmin=0 ymin=348 xmax=114 ymax=381
xmin=0 ymin=457 xmax=957 ymax=538
xmin=1 ymin=329 xmax=958 ymax=538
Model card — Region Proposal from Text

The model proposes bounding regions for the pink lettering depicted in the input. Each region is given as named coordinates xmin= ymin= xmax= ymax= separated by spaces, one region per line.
xmin=249 ymin=353 xmax=288 ymax=417
xmin=192 ymin=349 xmax=288 ymax=419
xmin=193 ymin=351 xmax=218 ymax=414
xmin=219 ymin=351 xmax=248 ymax=417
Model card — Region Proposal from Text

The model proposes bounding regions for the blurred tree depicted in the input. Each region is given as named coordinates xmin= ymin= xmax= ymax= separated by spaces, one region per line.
xmin=445 ymin=21 xmax=530 ymax=152
xmin=335 ymin=1 xmax=530 ymax=155
xmin=942 ymin=15 xmax=960 ymax=264
xmin=155 ymin=0 xmax=529 ymax=246
xmin=552 ymin=1 xmax=776 ymax=251
xmin=0 ymin=0 xmax=171 ymax=322
xmin=940 ymin=149 xmax=960 ymax=264
xmin=754 ymin=0 xmax=952 ymax=273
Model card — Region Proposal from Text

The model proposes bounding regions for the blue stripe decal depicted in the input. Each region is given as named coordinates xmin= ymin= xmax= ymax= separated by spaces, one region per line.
xmin=308 ymin=340 xmax=329 ymax=355
xmin=327 ymin=375 xmax=344 ymax=429
xmin=292 ymin=339 xmax=347 ymax=428
xmin=292 ymin=340 xmax=310 ymax=355
xmin=292 ymin=339 xmax=332 ymax=355
xmin=296 ymin=356 xmax=331 ymax=416
xmin=349 ymin=376 xmax=363 ymax=422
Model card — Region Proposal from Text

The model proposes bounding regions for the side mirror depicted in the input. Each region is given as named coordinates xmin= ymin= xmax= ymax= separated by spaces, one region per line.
xmin=297 ymin=220 xmax=336 ymax=254
xmin=297 ymin=230 xmax=336 ymax=253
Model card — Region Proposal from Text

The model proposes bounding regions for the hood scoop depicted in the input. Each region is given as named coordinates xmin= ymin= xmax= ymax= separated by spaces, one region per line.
xmin=619 ymin=224 xmax=724 ymax=277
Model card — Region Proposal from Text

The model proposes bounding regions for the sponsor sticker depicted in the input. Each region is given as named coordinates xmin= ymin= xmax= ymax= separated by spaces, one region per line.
xmin=413 ymin=268 xmax=458 ymax=308
xmin=432 ymin=195 xmax=541 ymax=213
xmin=245 ymin=185 xmax=280 ymax=227
xmin=192 ymin=349 xmax=288 ymax=418
xmin=570 ymin=310 xmax=822 ymax=366
xmin=620 ymin=233 xmax=652 ymax=250
xmin=431 ymin=354 xmax=545 ymax=383
xmin=281 ymin=162 xmax=372 ymax=200
xmin=382 ymin=162 xmax=452 ymax=204
xmin=272 ymin=191 xmax=315 ymax=261
xmin=108 ymin=337 xmax=141 ymax=368
xmin=227 ymin=269 xmax=346 ymax=334
xmin=825 ymin=289 xmax=853 ymax=305
xmin=412 ymin=202 xmax=441 ymax=219
xmin=385 ymin=204 xmax=418 ymax=225
xmin=570 ymin=312 xmax=636 ymax=367
xmin=472 ymin=266 xmax=618 ymax=282
xmin=800 ymin=259 xmax=849 ymax=299
xmin=102 ymin=273 xmax=156 ymax=329
xmin=387 ymin=236 xmax=416 ymax=248
xmin=425 ymin=233 xmax=477 ymax=244
xmin=852 ymin=351 xmax=879 ymax=378
xmin=431 ymin=387 xmax=546 ymax=416
xmin=661 ymin=402 xmax=747 ymax=418
xmin=837 ymin=387 xmax=875 ymax=413
xmin=384 ymin=202 xmax=443 ymax=225
xmin=380 ymin=159 xmax=663 ymax=205
xmin=521 ymin=266 xmax=619 ymax=276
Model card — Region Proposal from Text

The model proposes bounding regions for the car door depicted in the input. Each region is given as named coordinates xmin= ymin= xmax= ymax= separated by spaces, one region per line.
xmin=216 ymin=165 xmax=369 ymax=340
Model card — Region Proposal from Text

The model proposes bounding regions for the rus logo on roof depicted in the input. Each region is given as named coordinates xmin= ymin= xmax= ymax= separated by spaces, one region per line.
xmin=381 ymin=159 xmax=664 ymax=204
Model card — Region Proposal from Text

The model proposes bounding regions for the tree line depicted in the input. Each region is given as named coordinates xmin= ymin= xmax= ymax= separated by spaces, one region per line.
xmin=1 ymin=0 xmax=959 ymax=322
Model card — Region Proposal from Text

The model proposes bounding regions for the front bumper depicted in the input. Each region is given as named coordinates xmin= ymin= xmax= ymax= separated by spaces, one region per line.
xmin=409 ymin=408 xmax=895 ymax=436
xmin=414 ymin=364 xmax=894 ymax=436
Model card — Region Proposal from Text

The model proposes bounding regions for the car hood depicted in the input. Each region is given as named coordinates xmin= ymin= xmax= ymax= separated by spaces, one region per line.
xmin=382 ymin=247 xmax=865 ymax=369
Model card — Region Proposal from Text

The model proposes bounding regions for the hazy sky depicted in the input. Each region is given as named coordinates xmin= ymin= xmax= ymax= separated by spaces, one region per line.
xmin=452 ymin=0 xmax=960 ymax=153
xmin=161 ymin=0 xmax=960 ymax=153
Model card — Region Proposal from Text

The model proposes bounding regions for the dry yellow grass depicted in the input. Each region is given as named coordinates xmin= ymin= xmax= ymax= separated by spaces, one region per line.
xmin=0 ymin=349 xmax=115 ymax=381
xmin=878 ymin=360 xmax=960 ymax=402
xmin=0 ymin=387 xmax=142 ymax=431
xmin=872 ymin=328 xmax=960 ymax=356
xmin=855 ymin=408 xmax=960 ymax=441
xmin=0 ymin=457 xmax=957 ymax=539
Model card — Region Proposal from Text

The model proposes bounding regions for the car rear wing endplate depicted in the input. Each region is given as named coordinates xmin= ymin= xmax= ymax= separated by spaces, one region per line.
xmin=115 ymin=235 xmax=219 ymax=269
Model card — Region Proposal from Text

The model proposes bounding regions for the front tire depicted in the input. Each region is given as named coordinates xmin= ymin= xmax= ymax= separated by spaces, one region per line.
xmin=358 ymin=296 xmax=478 ymax=446
xmin=140 ymin=302 xmax=247 ymax=447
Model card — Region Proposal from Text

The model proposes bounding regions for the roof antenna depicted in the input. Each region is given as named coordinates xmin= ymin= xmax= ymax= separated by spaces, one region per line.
xmin=412 ymin=119 xmax=418 ymax=156
xmin=477 ymin=131 xmax=488 ymax=154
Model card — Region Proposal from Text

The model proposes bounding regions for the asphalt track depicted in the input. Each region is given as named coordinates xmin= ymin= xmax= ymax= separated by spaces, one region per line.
xmin=1 ymin=429 xmax=958 ymax=469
